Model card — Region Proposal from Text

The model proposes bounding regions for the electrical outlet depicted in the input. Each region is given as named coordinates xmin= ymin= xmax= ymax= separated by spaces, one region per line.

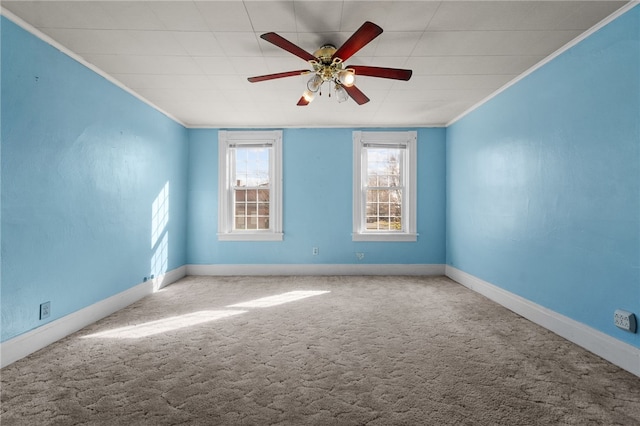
xmin=614 ymin=310 xmax=637 ymax=333
xmin=356 ymin=252 xmax=365 ymax=260
xmin=312 ymin=247 xmax=319 ymax=256
xmin=39 ymin=302 xmax=51 ymax=320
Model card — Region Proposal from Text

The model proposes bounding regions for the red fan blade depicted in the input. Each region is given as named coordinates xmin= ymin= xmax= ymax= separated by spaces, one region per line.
xmin=349 ymin=65 xmax=412 ymax=81
xmin=343 ymin=84 xmax=370 ymax=105
xmin=332 ymin=22 xmax=383 ymax=62
xmin=297 ymin=96 xmax=310 ymax=106
xmin=261 ymin=32 xmax=317 ymax=62
xmin=248 ymin=70 xmax=310 ymax=83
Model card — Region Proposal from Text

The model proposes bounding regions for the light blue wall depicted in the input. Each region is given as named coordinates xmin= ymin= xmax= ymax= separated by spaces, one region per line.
xmin=3 ymin=5 xmax=637 ymax=353
xmin=187 ymin=128 xmax=446 ymax=265
xmin=446 ymin=6 xmax=639 ymax=347
xmin=1 ymin=18 xmax=189 ymax=341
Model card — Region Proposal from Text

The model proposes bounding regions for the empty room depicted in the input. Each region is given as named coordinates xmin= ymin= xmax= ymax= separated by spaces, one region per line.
xmin=1 ymin=1 xmax=639 ymax=424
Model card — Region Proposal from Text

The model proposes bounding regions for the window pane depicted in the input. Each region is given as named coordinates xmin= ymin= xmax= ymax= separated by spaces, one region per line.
xmin=390 ymin=189 xmax=402 ymax=206
xmin=258 ymin=203 xmax=269 ymax=216
xmin=365 ymin=216 xmax=379 ymax=230
xmin=365 ymin=187 xmax=402 ymax=232
xmin=248 ymin=216 xmax=257 ymax=229
xmin=235 ymin=217 xmax=246 ymax=229
xmin=234 ymin=147 xmax=270 ymax=187
xmin=257 ymin=189 xmax=269 ymax=202
xmin=235 ymin=189 xmax=247 ymax=202
xmin=380 ymin=217 xmax=391 ymax=229
xmin=367 ymin=148 xmax=401 ymax=182
xmin=246 ymin=203 xmax=257 ymax=216
xmin=258 ymin=217 xmax=270 ymax=230
xmin=233 ymin=172 xmax=272 ymax=231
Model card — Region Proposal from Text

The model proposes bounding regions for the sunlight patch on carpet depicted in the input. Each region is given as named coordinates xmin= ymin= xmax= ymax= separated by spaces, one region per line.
xmin=82 ymin=310 xmax=247 ymax=339
xmin=226 ymin=290 xmax=330 ymax=308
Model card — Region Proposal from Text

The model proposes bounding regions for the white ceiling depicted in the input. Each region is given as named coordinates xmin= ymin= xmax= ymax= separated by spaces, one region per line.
xmin=2 ymin=1 xmax=631 ymax=128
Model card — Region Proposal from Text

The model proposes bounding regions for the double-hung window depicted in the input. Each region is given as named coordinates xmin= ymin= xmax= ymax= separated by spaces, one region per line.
xmin=218 ymin=130 xmax=283 ymax=241
xmin=353 ymin=131 xmax=417 ymax=242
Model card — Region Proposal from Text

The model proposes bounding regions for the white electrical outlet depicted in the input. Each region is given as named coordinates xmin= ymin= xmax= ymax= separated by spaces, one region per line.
xmin=614 ymin=310 xmax=637 ymax=333
xmin=39 ymin=301 xmax=51 ymax=320
xmin=355 ymin=252 xmax=365 ymax=260
xmin=312 ymin=247 xmax=319 ymax=255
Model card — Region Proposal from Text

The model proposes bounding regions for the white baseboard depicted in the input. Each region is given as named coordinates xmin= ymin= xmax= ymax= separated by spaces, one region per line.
xmin=152 ymin=265 xmax=187 ymax=291
xmin=186 ymin=263 xmax=445 ymax=276
xmin=445 ymin=266 xmax=640 ymax=377
xmin=0 ymin=266 xmax=187 ymax=368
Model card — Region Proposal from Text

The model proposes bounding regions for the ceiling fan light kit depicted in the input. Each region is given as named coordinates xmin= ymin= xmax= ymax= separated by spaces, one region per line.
xmin=335 ymin=85 xmax=349 ymax=103
xmin=248 ymin=21 xmax=412 ymax=106
xmin=306 ymin=74 xmax=323 ymax=92
xmin=337 ymin=69 xmax=356 ymax=87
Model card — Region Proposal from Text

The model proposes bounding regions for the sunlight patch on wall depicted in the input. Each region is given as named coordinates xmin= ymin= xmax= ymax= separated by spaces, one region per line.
xmin=151 ymin=182 xmax=169 ymax=248
xmin=151 ymin=233 xmax=168 ymax=289
xmin=82 ymin=310 xmax=246 ymax=339
xmin=151 ymin=182 xmax=169 ymax=291
xmin=226 ymin=290 xmax=330 ymax=308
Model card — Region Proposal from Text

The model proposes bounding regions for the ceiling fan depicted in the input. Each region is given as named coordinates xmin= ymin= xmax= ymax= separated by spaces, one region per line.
xmin=247 ymin=21 xmax=412 ymax=106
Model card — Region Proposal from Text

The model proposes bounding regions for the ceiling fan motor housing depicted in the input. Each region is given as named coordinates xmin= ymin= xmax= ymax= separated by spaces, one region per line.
xmin=312 ymin=44 xmax=350 ymax=82
xmin=313 ymin=44 xmax=337 ymax=63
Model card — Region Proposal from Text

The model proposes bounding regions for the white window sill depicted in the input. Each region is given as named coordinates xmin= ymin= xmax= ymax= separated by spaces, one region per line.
xmin=352 ymin=233 xmax=418 ymax=242
xmin=218 ymin=232 xmax=284 ymax=242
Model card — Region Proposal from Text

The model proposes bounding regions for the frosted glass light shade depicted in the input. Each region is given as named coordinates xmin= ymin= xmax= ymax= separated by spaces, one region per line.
xmin=335 ymin=85 xmax=348 ymax=103
xmin=338 ymin=70 xmax=355 ymax=87
xmin=302 ymin=89 xmax=316 ymax=102
xmin=307 ymin=75 xmax=323 ymax=92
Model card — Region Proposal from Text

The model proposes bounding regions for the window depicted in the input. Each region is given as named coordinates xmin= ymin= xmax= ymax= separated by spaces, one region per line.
xmin=218 ymin=130 xmax=283 ymax=241
xmin=353 ymin=131 xmax=417 ymax=242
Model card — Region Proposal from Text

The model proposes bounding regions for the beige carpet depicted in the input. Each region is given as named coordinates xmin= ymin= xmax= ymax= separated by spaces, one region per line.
xmin=2 ymin=275 xmax=639 ymax=425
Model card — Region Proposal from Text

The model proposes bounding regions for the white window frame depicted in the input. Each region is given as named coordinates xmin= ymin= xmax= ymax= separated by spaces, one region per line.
xmin=353 ymin=130 xmax=417 ymax=242
xmin=218 ymin=130 xmax=283 ymax=241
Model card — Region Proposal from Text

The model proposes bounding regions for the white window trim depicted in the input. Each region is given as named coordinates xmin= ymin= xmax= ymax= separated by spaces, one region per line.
xmin=353 ymin=131 xmax=417 ymax=242
xmin=218 ymin=130 xmax=283 ymax=241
